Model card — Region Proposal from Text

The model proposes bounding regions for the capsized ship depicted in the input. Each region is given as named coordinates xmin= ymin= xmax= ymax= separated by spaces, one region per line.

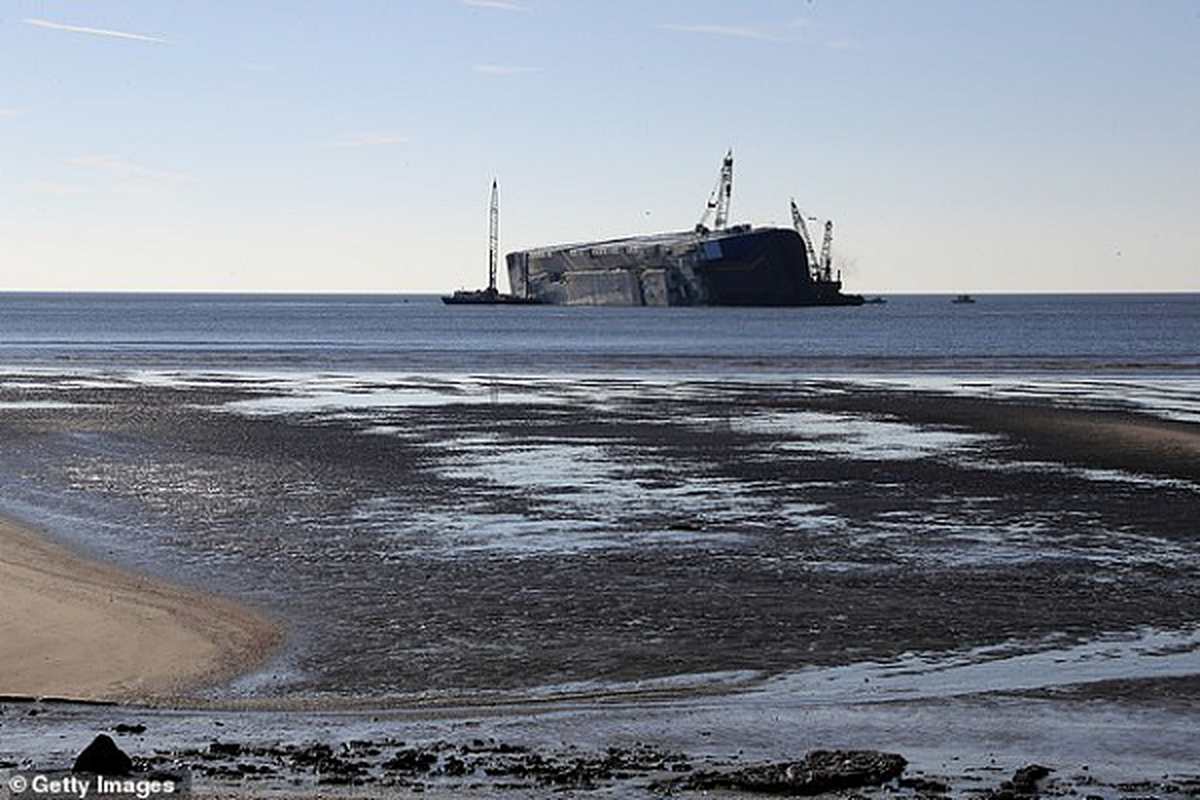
xmin=506 ymin=151 xmax=864 ymax=307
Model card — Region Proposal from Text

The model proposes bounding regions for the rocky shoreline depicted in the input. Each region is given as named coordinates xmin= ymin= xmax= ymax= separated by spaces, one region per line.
xmin=11 ymin=724 xmax=1200 ymax=799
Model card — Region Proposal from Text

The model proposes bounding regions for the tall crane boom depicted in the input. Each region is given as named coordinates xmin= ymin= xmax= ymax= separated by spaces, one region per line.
xmin=820 ymin=220 xmax=834 ymax=282
xmin=790 ymin=198 xmax=819 ymax=275
xmin=488 ymin=179 xmax=499 ymax=293
xmin=696 ymin=149 xmax=734 ymax=233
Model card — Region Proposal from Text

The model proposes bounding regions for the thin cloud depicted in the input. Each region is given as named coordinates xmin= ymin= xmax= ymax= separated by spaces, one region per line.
xmin=657 ymin=23 xmax=779 ymax=41
xmin=827 ymin=38 xmax=865 ymax=52
xmin=25 ymin=17 xmax=172 ymax=45
xmin=66 ymin=155 xmax=201 ymax=185
xmin=9 ymin=181 xmax=83 ymax=197
xmin=312 ymin=132 xmax=414 ymax=148
xmin=0 ymin=108 xmax=22 ymax=118
xmin=461 ymin=0 xmax=526 ymax=9
xmin=474 ymin=64 xmax=543 ymax=76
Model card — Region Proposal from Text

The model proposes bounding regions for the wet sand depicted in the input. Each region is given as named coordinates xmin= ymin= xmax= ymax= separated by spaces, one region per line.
xmin=0 ymin=517 xmax=281 ymax=703
xmin=1 ymin=375 xmax=1199 ymax=796
xmin=0 ymin=376 xmax=1197 ymax=699
xmin=805 ymin=386 xmax=1200 ymax=479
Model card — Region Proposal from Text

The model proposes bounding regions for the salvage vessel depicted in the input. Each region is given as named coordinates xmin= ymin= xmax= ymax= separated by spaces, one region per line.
xmin=443 ymin=181 xmax=543 ymax=305
xmin=506 ymin=151 xmax=864 ymax=307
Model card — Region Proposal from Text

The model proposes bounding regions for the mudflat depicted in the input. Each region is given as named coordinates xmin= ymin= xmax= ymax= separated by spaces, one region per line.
xmin=1 ymin=374 xmax=1199 ymax=797
xmin=0 ymin=375 xmax=1197 ymax=699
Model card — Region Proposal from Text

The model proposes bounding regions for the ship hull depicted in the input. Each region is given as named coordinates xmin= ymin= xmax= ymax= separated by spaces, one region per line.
xmin=507 ymin=226 xmax=863 ymax=307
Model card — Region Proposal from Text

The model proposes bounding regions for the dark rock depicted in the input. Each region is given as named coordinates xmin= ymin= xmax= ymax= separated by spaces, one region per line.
xmin=684 ymin=749 xmax=907 ymax=795
xmin=982 ymin=765 xmax=1055 ymax=799
xmin=113 ymin=724 xmax=146 ymax=736
xmin=288 ymin=743 xmax=334 ymax=769
xmin=1011 ymin=763 xmax=1052 ymax=792
xmin=208 ymin=741 xmax=243 ymax=758
xmin=442 ymin=755 xmax=470 ymax=777
xmin=73 ymin=734 xmax=133 ymax=776
xmin=315 ymin=757 xmax=370 ymax=786
xmin=383 ymin=748 xmax=438 ymax=774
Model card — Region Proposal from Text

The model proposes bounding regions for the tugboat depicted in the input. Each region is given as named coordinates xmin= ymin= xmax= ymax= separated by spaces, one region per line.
xmin=443 ymin=181 xmax=543 ymax=305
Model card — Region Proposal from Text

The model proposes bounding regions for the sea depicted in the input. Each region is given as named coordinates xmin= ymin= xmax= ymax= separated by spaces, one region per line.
xmin=0 ymin=291 xmax=1196 ymax=379
xmin=1 ymin=291 xmax=1197 ymax=423
xmin=2 ymin=292 xmax=1199 ymax=790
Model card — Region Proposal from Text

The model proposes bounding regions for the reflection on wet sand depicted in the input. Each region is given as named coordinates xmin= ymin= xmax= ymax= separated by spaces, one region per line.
xmin=0 ymin=371 xmax=1196 ymax=699
xmin=0 ymin=370 xmax=1198 ymax=795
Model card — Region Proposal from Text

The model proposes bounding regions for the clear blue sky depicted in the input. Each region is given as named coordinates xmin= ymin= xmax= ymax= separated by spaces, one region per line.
xmin=3 ymin=1 xmax=1198 ymax=294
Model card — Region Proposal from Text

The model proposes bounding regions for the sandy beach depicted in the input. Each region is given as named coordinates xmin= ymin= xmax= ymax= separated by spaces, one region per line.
xmin=0 ymin=517 xmax=281 ymax=703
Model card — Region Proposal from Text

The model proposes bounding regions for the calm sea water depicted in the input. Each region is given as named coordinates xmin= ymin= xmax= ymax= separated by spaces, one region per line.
xmin=0 ymin=292 xmax=1196 ymax=377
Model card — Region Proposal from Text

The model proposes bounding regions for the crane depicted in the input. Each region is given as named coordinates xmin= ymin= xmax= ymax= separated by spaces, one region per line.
xmin=487 ymin=179 xmax=499 ymax=294
xmin=819 ymin=220 xmax=834 ymax=282
xmin=790 ymin=198 xmax=819 ymax=276
xmin=442 ymin=178 xmax=544 ymax=304
xmin=696 ymin=149 xmax=734 ymax=234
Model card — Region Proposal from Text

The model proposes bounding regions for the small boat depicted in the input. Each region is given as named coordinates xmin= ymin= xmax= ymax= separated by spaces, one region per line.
xmin=952 ymin=294 xmax=976 ymax=304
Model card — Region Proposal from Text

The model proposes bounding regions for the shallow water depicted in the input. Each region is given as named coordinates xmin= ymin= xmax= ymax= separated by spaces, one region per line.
xmin=764 ymin=626 xmax=1200 ymax=704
